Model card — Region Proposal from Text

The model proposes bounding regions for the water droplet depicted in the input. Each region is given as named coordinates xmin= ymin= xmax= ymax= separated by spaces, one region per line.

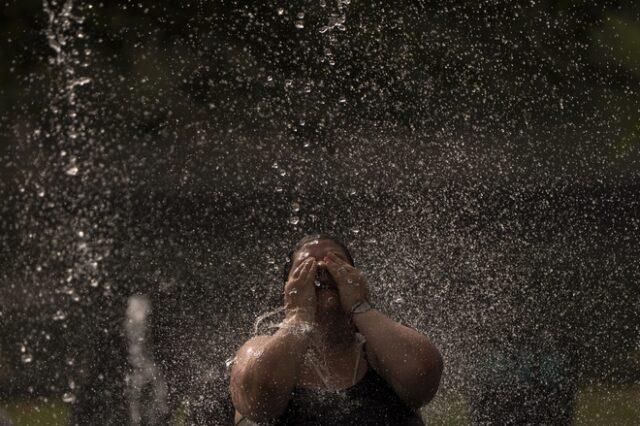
xmin=288 ymin=289 xmax=298 ymax=295
xmin=289 ymin=216 xmax=300 ymax=225
xmin=21 ymin=353 xmax=33 ymax=363
xmin=62 ymin=392 xmax=76 ymax=403
xmin=65 ymin=165 xmax=79 ymax=176
xmin=90 ymin=279 xmax=99 ymax=288
xmin=275 ymin=186 xmax=283 ymax=193
xmin=69 ymin=77 xmax=91 ymax=88
xmin=53 ymin=310 xmax=67 ymax=321
xmin=338 ymin=96 xmax=347 ymax=103
xmin=276 ymin=8 xmax=284 ymax=15
xmin=295 ymin=20 xmax=304 ymax=29
xmin=37 ymin=187 xmax=45 ymax=197
xmin=291 ymin=201 xmax=300 ymax=212
xmin=225 ymin=356 xmax=237 ymax=368
xmin=314 ymin=280 xmax=321 ymax=288
xmin=284 ymin=79 xmax=293 ymax=89
xmin=320 ymin=0 xmax=326 ymax=7
xmin=297 ymin=12 xmax=305 ymax=19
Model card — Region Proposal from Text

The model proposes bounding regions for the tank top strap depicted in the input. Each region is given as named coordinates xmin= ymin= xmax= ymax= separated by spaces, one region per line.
xmin=351 ymin=332 xmax=367 ymax=385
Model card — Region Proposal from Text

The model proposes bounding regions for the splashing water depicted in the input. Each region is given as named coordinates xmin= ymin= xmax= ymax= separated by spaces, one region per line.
xmin=125 ymin=295 xmax=169 ymax=426
xmin=2 ymin=1 xmax=639 ymax=425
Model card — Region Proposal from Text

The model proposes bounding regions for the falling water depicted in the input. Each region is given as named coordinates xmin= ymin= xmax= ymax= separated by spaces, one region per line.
xmin=1 ymin=1 xmax=639 ymax=425
xmin=125 ymin=295 xmax=168 ymax=426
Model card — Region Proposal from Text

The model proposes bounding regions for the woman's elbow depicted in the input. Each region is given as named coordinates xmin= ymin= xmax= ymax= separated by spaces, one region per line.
xmin=412 ymin=349 xmax=444 ymax=407
xmin=422 ymin=350 xmax=443 ymax=404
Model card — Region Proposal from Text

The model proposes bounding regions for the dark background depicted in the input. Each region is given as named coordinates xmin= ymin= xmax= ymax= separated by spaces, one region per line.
xmin=1 ymin=0 xmax=639 ymax=424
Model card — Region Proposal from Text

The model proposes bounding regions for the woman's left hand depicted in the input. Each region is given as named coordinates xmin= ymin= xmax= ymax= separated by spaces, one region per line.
xmin=324 ymin=252 xmax=370 ymax=314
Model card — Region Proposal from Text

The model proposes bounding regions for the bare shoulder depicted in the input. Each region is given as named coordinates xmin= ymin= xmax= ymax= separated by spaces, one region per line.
xmin=233 ymin=335 xmax=272 ymax=367
xmin=230 ymin=335 xmax=272 ymax=399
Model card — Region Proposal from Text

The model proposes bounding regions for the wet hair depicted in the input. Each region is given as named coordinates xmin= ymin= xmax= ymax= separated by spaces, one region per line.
xmin=282 ymin=233 xmax=354 ymax=284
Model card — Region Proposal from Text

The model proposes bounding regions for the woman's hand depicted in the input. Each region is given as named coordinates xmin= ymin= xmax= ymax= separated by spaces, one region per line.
xmin=324 ymin=252 xmax=370 ymax=314
xmin=283 ymin=257 xmax=318 ymax=322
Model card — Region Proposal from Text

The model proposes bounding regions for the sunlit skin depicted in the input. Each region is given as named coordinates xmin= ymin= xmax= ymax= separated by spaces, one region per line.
xmin=288 ymin=239 xmax=356 ymax=314
xmin=230 ymin=238 xmax=443 ymax=424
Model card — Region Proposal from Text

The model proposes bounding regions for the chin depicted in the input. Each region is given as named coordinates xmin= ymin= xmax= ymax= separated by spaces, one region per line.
xmin=316 ymin=289 xmax=341 ymax=311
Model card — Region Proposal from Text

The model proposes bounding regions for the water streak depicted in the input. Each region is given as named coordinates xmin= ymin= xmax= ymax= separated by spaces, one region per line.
xmin=125 ymin=295 xmax=169 ymax=426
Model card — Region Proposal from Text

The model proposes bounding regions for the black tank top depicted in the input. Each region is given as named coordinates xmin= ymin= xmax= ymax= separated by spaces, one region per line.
xmin=236 ymin=367 xmax=425 ymax=426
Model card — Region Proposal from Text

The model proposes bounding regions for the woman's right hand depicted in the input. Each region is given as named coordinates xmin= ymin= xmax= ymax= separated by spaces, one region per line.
xmin=283 ymin=257 xmax=318 ymax=322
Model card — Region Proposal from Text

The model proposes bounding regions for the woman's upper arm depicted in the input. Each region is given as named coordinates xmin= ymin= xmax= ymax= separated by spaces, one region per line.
xmin=364 ymin=340 xmax=443 ymax=408
xmin=229 ymin=336 xmax=272 ymax=419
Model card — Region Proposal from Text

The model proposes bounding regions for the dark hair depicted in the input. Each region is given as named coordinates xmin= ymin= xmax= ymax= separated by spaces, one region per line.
xmin=282 ymin=233 xmax=354 ymax=284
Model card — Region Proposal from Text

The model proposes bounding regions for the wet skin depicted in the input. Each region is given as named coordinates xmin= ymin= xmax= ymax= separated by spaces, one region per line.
xmin=231 ymin=239 xmax=443 ymax=423
xmin=288 ymin=239 xmax=350 ymax=312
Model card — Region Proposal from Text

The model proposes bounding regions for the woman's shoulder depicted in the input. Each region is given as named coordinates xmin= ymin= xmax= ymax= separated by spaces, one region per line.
xmin=235 ymin=335 xmax=272 ymax=357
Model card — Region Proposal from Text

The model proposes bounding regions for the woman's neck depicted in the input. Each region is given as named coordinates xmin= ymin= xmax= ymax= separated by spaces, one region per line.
xmin=311 ymin=310 xmax=356 ymax=353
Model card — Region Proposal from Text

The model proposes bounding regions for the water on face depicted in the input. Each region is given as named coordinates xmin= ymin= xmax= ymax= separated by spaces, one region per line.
xmin=0 ymin=1 xmax=639 ymax=425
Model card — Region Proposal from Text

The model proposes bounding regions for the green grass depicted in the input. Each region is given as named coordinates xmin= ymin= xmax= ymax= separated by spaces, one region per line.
xmin=421 ymin=391 xmax=470 ymax=426
xmin=422 ymin=385 xmax=640 ymax=426
xmin=2 ymin=400 xmax=70 ymax=426
xmin=3 ymin=385 xmax=639 ymax=425
xmin=573 ymin=385 xmax=640 ymax=426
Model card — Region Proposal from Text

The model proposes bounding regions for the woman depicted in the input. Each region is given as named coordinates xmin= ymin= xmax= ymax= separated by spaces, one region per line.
xmin=230 ymin=234 xmax=443 ymax=425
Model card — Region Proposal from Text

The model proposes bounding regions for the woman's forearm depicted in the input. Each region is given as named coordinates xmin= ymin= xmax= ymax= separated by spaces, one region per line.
xmin=353 ymin=309 xmax=442 ymax=406
xmin=251 ymin=322 xmax=311 ymax=390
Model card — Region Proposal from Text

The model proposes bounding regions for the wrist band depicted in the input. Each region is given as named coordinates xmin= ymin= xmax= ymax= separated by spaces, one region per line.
xmin=350 ymin=301 xmax=372 ymax=315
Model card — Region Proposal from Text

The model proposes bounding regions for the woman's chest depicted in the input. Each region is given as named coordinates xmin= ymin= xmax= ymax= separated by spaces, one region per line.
xmin=297 ymin=350 xmax=367 ymax=390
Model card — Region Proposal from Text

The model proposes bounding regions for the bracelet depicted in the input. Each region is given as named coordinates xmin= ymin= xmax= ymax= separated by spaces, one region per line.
xmin=350 ymin=301 xmax=373 ymax=315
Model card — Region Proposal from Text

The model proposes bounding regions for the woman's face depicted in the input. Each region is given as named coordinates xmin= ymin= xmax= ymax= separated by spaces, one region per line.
xmin=289 ymin=239 xmax=350 ymax=312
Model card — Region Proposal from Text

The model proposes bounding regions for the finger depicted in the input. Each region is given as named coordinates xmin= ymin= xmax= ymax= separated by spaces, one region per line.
xmin=299 ymin=257 xmax=315 ymax=278
xmin=302 ymin=259 xmax=318 ymax=283
xmin=324 ymin=258 xmax=348 ymax=283
xmin=326 ymin=252 xmax=352 ymax=269
xmin=325 ymin=251 xmax=342 ymax=262
xmin=291 ymin=257 xmax=313 ymax=280
xmin=327 ymin=252 xmax=352 ymax=271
